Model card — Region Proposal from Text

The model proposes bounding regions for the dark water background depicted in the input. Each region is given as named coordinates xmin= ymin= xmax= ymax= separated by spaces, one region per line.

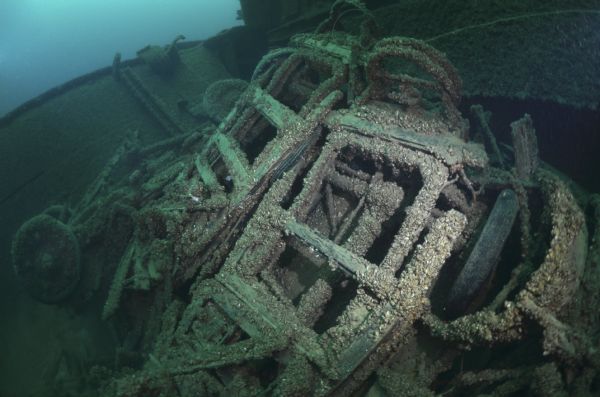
xmin=0 ymin=0 xmax=240 ymax=116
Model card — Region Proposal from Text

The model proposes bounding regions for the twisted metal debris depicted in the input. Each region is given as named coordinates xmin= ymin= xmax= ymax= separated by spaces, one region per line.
xmin=11 ymin=1 xmax=596 ymax=395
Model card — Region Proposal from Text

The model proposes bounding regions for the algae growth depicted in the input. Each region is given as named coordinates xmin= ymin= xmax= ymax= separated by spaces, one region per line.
xmin=1 ymin=1 xmax=599 ymax=396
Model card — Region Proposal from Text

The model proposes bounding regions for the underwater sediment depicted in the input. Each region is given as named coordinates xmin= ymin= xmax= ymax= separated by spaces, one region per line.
xmin=0 ymin=1 xmax=599 ymax=396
